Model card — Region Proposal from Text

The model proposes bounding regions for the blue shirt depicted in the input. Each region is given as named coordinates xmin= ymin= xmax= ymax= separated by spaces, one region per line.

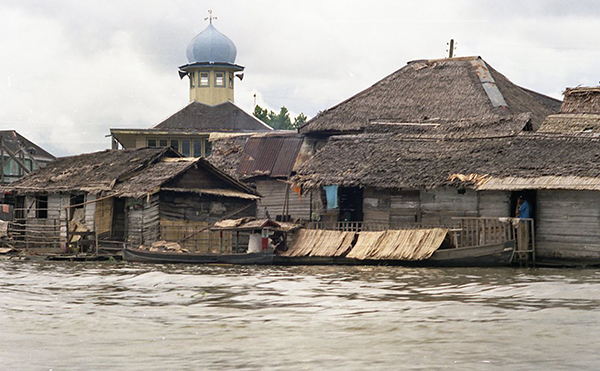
xmin=519 ymin=200 xmax=531 ymax=219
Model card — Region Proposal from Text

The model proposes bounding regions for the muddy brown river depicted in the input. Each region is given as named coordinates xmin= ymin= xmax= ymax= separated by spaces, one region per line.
xmin=1 ymin=261 xmax=600 ymax=370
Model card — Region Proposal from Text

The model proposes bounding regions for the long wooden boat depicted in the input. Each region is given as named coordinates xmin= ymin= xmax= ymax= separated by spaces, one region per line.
xmin=123 ymin=245 xmax=274 ymax=265
xmin=273 ymin=240 xmax=515 ymax=267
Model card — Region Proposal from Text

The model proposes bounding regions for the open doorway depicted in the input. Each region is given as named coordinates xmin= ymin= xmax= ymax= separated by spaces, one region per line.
xmin=111 ymin=198 xmax=126 ymax=241
xmin=510 ymin=190 xmax=536 ymax=219
xmin=338 ymin=187 xmax=363 ymax=222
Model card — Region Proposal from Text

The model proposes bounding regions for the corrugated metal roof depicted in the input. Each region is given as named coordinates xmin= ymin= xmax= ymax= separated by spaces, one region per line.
xmin=237 ymin=135 xmax=303 ymax=178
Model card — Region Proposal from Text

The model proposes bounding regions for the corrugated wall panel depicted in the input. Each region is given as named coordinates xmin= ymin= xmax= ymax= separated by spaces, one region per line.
xmin=255 ymin=180 xmax=310 ymax=221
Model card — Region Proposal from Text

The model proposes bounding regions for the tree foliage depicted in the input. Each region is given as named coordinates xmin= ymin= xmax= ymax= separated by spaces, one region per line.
xmin=253 ymin=105 xmax=307 ymax=130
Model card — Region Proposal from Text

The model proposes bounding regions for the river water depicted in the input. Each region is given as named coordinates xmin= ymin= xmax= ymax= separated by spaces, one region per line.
xmin=1 ymin=261 xmax=600 ymax=370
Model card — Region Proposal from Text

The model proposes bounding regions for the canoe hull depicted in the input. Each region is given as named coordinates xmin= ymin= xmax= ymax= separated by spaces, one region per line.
xmin=123 ymin=246 xmax=274 ymax=265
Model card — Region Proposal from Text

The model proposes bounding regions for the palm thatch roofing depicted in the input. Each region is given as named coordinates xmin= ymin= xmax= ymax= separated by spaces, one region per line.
xmin=112 ymin=157 xmax=258 ymax=199
xmin=299 ymin=56 xmax=560 ymax=135
xmin=3 ymin=148 xmax=174 ymax=195
xmin=366 ymin=113 xmax=532 ymax=136
xmin=539 ymin=87 xmax=600 ymax=134
xmin=150 ymin=101 xmax=272 ymax=133
xmin=3 ymin=147 xmax=258 ymax=199
xmin=292 ymin=132 xmax=600 ymax=191
xmin=559 ymin=87 xmax=600 ymax=114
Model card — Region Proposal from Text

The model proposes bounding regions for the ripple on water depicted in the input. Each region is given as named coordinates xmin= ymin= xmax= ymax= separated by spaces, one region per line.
xmin=2 ymin=262 xmax=600 ymax=370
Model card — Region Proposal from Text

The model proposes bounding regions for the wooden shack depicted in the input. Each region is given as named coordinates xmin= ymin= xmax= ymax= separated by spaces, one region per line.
xmin=293 ymin=131 xmax=600 ymax=265
xmin=2 ymin=147 xmax=258 ymax=254
xmin=209 ymin=132 xmax=316 ymax=223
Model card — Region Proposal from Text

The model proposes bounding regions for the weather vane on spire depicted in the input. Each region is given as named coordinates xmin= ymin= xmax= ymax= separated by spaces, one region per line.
xmin=205 ymin=9 xmax=217 ymax=24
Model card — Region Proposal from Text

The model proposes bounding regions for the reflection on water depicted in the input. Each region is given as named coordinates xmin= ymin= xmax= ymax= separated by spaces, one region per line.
xmin=1 ymin=261 xmax=600 ymax=370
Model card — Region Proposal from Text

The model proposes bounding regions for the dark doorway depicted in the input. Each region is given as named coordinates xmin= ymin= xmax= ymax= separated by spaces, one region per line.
xmin=111 ymin=198 xmax=126 ymax=241
xmin=69 ymin=194 xmax=85 ymax=220
xmin=510 ymin=190 xmax=536 ymax=219
xmin=338 ymin=187 xmax=363 ymax=222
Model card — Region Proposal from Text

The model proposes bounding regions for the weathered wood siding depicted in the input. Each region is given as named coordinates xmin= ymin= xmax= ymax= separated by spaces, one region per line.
xmin=255 ymin=179 xmax=310 ymax=221
xmin=95 ymin=197 xmax=113 ymax=236
xmin=478 ymin=191 xmax=511 ymax=217
xmin=126 ymin=194 xmax=160 ymax=246
xmin=390 ymin=189 xmax=421 ymax=225
xmin=158 ymin=191 xmax=255 ymax=252
xmin=363 ymin=188 xmax=390 ymax=224
xmin=420 ymin=188 xmax=478 ymax=225
xmin=536 ymin=190 xmax=600 ymax=261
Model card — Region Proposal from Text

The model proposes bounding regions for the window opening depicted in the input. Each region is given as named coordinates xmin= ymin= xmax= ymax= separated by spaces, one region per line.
xmin=215 ymin=71 xmax=225 ymax=87
xmin=193 ymin=139 xmax=203 ymax=157
xmin=181 ymin=139 xmax=191 ymax=157
xmin=229 ymin=72 xmax=234 ymax=89
xmin=200 ymin=72 xmax=210 ymax=86
xmin=36 ymin=196 xmax=48 ymax=219
xmin=147 ymin=139 xmax=157 ymax=148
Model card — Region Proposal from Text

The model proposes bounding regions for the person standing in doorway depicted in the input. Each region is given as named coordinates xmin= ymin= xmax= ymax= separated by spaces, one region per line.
xmin=515 ymin=196 xmax=531 ymax=256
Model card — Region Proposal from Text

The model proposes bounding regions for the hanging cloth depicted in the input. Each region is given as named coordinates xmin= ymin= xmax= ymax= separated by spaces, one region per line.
xmin=323 ymin=185 xmax=339 ymax=210
xmin=292 ymin=185 xmax=302 ymax=202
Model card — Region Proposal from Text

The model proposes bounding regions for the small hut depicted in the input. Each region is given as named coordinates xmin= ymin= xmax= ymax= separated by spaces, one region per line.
xmin=1 ymin=147 xmax=259 ymax=254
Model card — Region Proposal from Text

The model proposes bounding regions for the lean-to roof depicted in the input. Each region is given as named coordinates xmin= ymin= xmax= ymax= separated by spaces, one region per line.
xmin=300 ymin=56 xmax=560 ymax=135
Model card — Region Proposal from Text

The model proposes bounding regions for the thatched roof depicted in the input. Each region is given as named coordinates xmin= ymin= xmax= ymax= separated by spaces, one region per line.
xmin=300 ymin=56 xmax=560 ymax=135
xmin=3 ymin=147 xmax=258 ymax=199
xmin=3 ymin=148 xmax=173 ymax=195
xmin=150 ymin=101 xmax=272 ymax=133
xmin=560 ymin=87 xmax=600 ymax=114
xmin=293 ymin=132 xmax=600 ymax=191
xmin=538 ymin=87 xmax=600 ymax=134
xmin=365 ymin=113 xmax=532 ymax=136
xmin=207 ymin=134 xmax=251 ymax=177
xmin=113 ymin=157 xmax=258 ymax=198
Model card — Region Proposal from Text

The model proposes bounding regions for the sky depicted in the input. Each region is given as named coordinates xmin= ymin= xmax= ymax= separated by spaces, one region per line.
xmin=1 ymin=0 xmax=600 ymax=157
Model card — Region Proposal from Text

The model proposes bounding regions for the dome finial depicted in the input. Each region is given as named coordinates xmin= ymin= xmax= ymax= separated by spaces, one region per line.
xmin=204 ymin=9 xmax=217 ymax=24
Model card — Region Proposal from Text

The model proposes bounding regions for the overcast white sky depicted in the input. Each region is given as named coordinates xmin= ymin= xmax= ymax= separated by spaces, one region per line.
xmin=1 ymin=0 xmax=599 ymax=156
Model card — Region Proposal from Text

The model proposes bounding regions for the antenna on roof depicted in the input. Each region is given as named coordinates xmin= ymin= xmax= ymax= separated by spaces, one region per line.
xmin=446 ymin=39 xmax=457 ymax=58
xmin=205 ymin=9 xmax=217 ymax=24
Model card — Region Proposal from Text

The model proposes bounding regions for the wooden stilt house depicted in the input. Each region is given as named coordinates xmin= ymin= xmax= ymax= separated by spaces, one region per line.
xmin=1 ymin=147 xmax=258 ymax=254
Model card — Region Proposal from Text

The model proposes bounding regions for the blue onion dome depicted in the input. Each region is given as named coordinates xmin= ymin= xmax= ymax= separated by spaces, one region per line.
xmin=186 ymin=24 xmax=237 ymax=64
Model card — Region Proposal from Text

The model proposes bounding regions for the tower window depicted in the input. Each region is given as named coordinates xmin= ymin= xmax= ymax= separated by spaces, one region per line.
xmin=190 ymin=71 xmax=195 ymax=88
xmin=215 ymin=71 xmax=225 ymax=87
xmin=229 ymin=72 xmax=234 ymax=89
xmin=200 ymin=72 xmax=210 ymax=86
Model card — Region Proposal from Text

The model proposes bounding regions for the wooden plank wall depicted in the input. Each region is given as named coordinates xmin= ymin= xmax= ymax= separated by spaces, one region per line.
xmin=158 ymin=191 xmax=255 ymax=252
xmin=390 ymin=189 xmax=421 ymax=225
xmin=95 ymin=196 xmax=113 ymax=236
xmin=255 ymin=179 xmax=310 ymax=221
xmin=478 ymin=191 xmax=511 ymax=217
xmin=536 ymin=190 xmax=600 ymax=261
xmin=126 ymin=194 xmax=160 ymax=246
xmin=420 ymin=188 xmax=478 ymax=225
xmin=363 ymin=188 xmax=390 ymax=224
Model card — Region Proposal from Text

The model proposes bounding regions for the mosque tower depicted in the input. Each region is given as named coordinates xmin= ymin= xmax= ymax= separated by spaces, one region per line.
xmin=178 ymin=10 xmax=244 ymax=105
